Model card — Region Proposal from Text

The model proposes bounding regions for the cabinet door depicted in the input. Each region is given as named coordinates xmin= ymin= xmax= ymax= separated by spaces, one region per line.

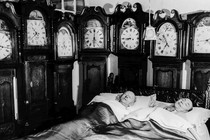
xmin=0 ymin=69 xmax=15 ymax=138
xmin=118 ymin=56 xmax=147 ymax=90
xmin=24 ymin=61 xmax=48 ymax=127
xmin=153 ymin=63 xmax=181 ymax=88
xmin=82 ymin=59 xmax=106 ymax=105
xmin=191 ymin=62 xmax=210 ymax=91
xmin=54 ymin=65 xmax=75 ymax=121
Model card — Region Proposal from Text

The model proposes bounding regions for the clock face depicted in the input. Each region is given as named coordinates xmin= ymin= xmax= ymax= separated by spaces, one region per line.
xmin=27 ymin=20 xmax=47 ymax=46
xmin=155 ymin=22 xmax=177 ymax=57
xmin=84 ymin=27 xmax=104 ymax=49
xmin=57 ymin=26 xmax=73 ymax=57
xmin=193 ymin=17 xmax=210 ymax=53
xmin=0 ymin=32 xmax=12 ymax=60
xmin=120 ymin=27 xmax=139 ymax=50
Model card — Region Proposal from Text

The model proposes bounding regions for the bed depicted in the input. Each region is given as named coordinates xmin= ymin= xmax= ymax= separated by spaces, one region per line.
xmin=16 ymin=87 xmax=210 ymax=140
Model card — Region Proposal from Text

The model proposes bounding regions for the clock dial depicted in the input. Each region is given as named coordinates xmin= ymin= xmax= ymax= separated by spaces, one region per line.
xmin=27 ymin=20 xmax=47 ymax=46
xmin=193 ymin=17 xmax=210 ymax=53
xmin=155 ymin=22 xmax=177 ymax=57
xmin=0 ymin=32 xmax=12 ymax=60
xmin=84 ymin=27 xmax=104 ymax=49
xmin=120 ymin=27 xmax=139 ymax=50
xmin=57 ymin=26 xmax=73 ymax=57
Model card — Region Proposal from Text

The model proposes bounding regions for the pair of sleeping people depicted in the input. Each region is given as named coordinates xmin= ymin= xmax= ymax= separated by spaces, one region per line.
xmin=117 ymin=90 xmax=193 ymax=113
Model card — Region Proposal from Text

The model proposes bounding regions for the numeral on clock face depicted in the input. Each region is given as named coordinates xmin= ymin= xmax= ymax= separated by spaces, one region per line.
xmin=84 ymin=28 xmax=104 ymax=48
xmin=0 ymin=32 xmax=12 ymax=60
xmin=120 ymin=27 xmax=139 ymax=50
xmin=27 ymin=20 xmax=47 ymax=46
xmin=155 ymin=22 xmax=177 ymax=57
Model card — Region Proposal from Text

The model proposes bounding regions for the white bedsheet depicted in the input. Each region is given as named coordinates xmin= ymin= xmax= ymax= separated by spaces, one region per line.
xmin=123 ymin=107 xmax=200 ymax=140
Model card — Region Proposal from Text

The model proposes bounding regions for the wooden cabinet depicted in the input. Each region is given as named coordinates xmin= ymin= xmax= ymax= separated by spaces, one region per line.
xmin=77 ymin=6 xmax=110 ymax=106
xmin=0 ymin=69 xmax=16 ymax=139
xmin=191 ymin=62 xmax=210 ymax=91
xmin=81 ymin=56 xmax=106 ymax=106
xmin=24 ymin=61 xmax=51 ymax=133
xmin=54 ymin=64 xmax=75 ymax=122
xmin=118 ymin=56 xmax=147 ymax=90
xmin=153 ymin=62 xmax=181 ymax=88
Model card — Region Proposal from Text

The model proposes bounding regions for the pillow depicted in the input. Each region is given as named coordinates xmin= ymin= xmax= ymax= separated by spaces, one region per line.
xmin=127 ymin=94 xmax=156 ymax=112
xmin=184 ymin=107 xmax=210 ymax=128
xmin=155 ymin=100 xmax=173 ymax=108
xmin=99 ymin=93 xmax=120 ymax=100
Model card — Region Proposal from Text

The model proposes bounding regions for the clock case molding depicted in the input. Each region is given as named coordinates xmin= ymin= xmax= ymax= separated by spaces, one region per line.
xmin=150 ymin=9 xmax=186 ymax=63
xmin=150 ymin=9 xmax=186 ymax=89
xmin=110 ymin=3 xmax=149 ymax=89
xmin=187 ymin=12 xmax=210 ymax=91
xmin=76 ymin=6 xmax=110 ymax=55
xmin=54 ymin=11 xmax=77 ymax=63
xmin=0 ymin=2 xmax=21 ymax=139
xmin=21 ymin=0 xmax=54 ymax=59
xmin=76 ymin=7 xmax=110 ymax=105
xmin=52 ymin=11 xmax=76 ymax=121
xmin=0 ymin=2 xmax=20 ymax=66
xmin=187 ymin=12 xmax=210 ymax=61
xmin=111 ymin=3 xmax=148 ymax=56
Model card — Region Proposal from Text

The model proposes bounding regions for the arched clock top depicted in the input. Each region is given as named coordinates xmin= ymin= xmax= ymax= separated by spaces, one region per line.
xmin=152 ymin=9 xmax=185 ymax=30
xmin=187 ymin=12 xmax=210 ymax=58
xmin=77 ymin=6 xmax=110 ymax=53
xmin=79 ymin=6 xmax=109 ymax=27
xmin=111 ymin=2 xmax=147 ymax=25
xmin=0 ymin=2 xmax=20 ymax=29
xmin=187 ymin=11 xmax=210 ymax=26
xmin=150 ymin=9 xmax=186 ymax=62
xmin=21 ymin=0 xmax=54 ymax=20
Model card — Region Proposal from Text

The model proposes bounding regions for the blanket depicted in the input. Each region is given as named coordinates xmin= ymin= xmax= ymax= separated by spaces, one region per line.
xmin=89 ymin=95 xmax=130 ymax=121
xmin=17 ymin=103 xmax=199 ymax=140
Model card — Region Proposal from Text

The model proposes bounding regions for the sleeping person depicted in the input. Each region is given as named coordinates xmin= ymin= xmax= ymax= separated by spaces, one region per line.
xmin=163 ymin=98 xmax=193 ymax=113
xmin=18 ymin=91 xmax=136 ymax=140
xmin=88 ymin=90 xmax=136 ymax=121
xmin=115 ymin=90 xmax=136 ymax=108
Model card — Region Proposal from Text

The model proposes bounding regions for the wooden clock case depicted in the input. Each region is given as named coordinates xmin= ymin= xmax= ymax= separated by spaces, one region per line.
xmin=76 ymin=6 xmax=110 ymax=106
xmin=150 ymin=9 xmax=186 ymax=88
xmin=187 ymin=12 xmax=210 ymax=91
xmin=53 ymin=11 xmax=77 ymax=123
xmin=110 ymin=3 xmax=148 ymax=90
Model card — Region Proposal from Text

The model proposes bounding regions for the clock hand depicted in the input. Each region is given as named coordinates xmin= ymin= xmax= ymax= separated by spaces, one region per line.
xmin=162 ymin=34 xmax=171 ymax=48
xmin=161 ymin=44 xmax=168 ymax=54
xmin=0 ymin=45 xmax=11 ymax=49
xmin=93 ymin=29 xmax=96 ymax=47
xmin=198 ymin=38 xmax=210 ymax=42
xmin=32 ymin=27 xmax=38 ymax=36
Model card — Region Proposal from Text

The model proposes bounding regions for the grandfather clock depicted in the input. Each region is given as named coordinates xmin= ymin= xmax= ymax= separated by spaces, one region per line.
xmin=187 ymin=12 xmax=210 ymax=91
xmin=77 ymin=6 xmax=110 ymax=106
xmin=0 ymin=2 xmax=20 ymax=139
xmin=150 ymin=9 xmax=186 ymax=88
xmin=20 ymin=0 xmax=54 ymax=134
xmin=111 ymin=3 xmax=148 ymax=90
xmin=53 ymin=10 xmax=77 ymax=122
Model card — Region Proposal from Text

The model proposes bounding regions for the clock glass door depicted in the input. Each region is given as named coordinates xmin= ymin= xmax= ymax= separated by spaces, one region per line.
xmin=193 ymin=17 xmax=210 ymax=53
xmin=84 ymin=19 xmax=104 ymax=49
xmin=27 ymin=10 xmax=47 ymax=47
xmin=0 ymin=19 xmax=13 ymax=61
xmin=57 ymin=26 xmax=73 ymax=58
xmin=120 ymin=18 xmax=139 ymax=50
xmin=154 ymin=22 xmax=177 ymax=57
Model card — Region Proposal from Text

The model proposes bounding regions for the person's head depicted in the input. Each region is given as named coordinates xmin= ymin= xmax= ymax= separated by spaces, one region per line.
xmin=118 ymin=91 xmax=136 ymax=107
xmin=175 ymin=98 xmax=193 ymax=113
